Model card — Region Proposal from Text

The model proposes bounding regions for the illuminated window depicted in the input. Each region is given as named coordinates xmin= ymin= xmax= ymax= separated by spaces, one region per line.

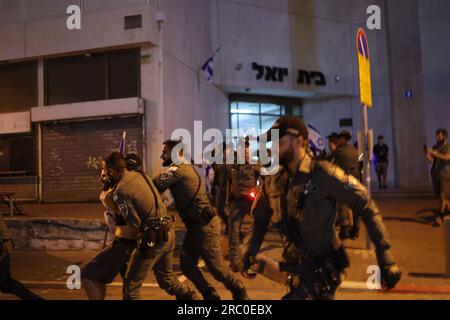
xmin=230 ymin=101 xmax=285 ymax=138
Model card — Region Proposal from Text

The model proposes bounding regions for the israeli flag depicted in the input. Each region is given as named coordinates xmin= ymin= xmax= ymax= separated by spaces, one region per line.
xmin=201 ymin=46 xmax=222 ymax=83
xmin=307 ymin=123 xmax=324 ymax=154
xmin=201 ymin=56 xmax=214 ymax=83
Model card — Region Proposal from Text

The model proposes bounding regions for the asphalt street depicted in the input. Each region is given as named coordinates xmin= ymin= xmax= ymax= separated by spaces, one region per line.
xmin=2 ymin=195 xmax=450 ymax=300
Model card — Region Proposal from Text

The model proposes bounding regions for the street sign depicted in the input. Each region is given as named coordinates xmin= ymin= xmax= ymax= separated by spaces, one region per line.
xmin=357 ymin=28 xmax=373 ymax=108
xmin=356 ymin=28 xmax=373 ymax=250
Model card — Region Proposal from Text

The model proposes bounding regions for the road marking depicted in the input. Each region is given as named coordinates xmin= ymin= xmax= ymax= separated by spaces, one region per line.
xmin=340 ymin=281 xmax=450 ymax=294
xmin=20 ymin=279 xmax=450 ymax=295
xmin=24 ymin=260 xmax=206 ymax=289
xmin=22 ymin=280 xmax=159 ymax=288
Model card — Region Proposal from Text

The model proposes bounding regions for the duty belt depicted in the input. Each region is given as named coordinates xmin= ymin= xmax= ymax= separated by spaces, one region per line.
xmin=280 ymin=251 xmax=342 ymax=299
xmin=142 ymin=216 xmax=173 ymax=232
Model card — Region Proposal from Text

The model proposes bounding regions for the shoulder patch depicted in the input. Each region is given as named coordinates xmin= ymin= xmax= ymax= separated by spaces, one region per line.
xmin=161 ymin=166 xmax=178 ymax=180
xmin=117 ymin=203 xmax=128 ymax=218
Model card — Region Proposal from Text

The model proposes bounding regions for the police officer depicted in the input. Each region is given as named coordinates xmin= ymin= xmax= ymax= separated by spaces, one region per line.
xmin=330 ymin=131 xmax=361 ymax=240
xmin=227 ymin=138 xmax=260 ymax=272
xmin=0 ymin=215 xmax=43 ymax=300
xmin=326 ymin=132 xmax=339 ymax=160
xmin=241 ymin=116 xmax=401 ymax=300
xmin=82 ymin=152 xmax=198 ymax=300
xmin=153 ymin=140 xmax=249 ymax=300
xmin=211 ymin=142 xmax=233 ymax=234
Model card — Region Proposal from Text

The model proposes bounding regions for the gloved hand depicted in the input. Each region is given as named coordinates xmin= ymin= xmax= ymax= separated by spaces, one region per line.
xmin=380 ymin=264 xmax=401 ymax=289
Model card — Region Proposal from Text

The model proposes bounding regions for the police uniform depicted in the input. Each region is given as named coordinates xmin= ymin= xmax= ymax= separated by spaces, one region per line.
xmin=227 ymin=163 xmax=260 ymax=269
xmin=153 ymin=160 xmax=248 ymax=300
xmin=330 ymin=141 xmax=361 ymax=239
xmin=83 ymin=170 xmax=196 ymax=300
xmin=0 ymin=216 xmax=42 ymax=300
xmin=242 ymin=153 xmax=400 ymax=300
xmin=211 ymin=163 xmax=230 ymax=231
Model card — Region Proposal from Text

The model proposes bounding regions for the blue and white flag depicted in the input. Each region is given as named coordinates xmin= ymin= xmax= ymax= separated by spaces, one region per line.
xmin=119 ymin=131 xmax=127 ymax=155
xmin=307 ymin=123 xmax=324 ymax=155
xmin=201 ymin=46 xmax=222 ymax=83
xmin=201 ymin=57 xmax=214 ymax=83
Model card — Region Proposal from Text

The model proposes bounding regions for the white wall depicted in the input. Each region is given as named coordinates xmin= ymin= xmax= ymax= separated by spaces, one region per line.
xmin=0 ymin=1 xmax=159 ymax=61
xmin=160 ymin=0 xmax=229 ymax=143
xmin=419 ymin=0 xmax=450 ymax=147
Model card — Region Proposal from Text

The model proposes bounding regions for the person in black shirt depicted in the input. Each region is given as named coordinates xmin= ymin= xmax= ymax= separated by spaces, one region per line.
xmin=424 ymin=128 xmax=450 ymax=227
xmin=373 ymin=135 xmax=389 ymax=189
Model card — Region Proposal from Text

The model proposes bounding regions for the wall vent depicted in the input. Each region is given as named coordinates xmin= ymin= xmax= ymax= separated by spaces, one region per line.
xmin=124 ymin=15 xmax=142 ymax=30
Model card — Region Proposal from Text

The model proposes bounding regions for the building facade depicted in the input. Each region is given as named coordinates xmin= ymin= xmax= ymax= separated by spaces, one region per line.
xmin=0 ymin=0 xmax=448 ymax=201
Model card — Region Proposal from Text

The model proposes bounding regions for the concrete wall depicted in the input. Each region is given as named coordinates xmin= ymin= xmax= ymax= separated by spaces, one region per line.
xmin=295 ymin=0 xmax=396 ymax=187
xmin=159 ymin=0 xmax=229 ymax=145
xmin=418 ymin=0 xmax=450 ymax=146
xmin=385 ymin=0 xmax=429 ymax=189
xmin=0 ymin=1 xmax=159 ymax=61
xmin=214 ymin=0 xmax=293 ymax=92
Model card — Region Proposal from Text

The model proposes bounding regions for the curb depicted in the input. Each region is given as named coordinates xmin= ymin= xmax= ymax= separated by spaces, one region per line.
xmin=5 ymin=217 xmax=187 ymax=251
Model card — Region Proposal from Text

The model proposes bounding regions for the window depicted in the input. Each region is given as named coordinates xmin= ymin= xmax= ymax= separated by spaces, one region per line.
xmin=45 ymin=49 xmax=140 ymax=105
xmin=0 ymin=134 xmax=36 ymax=176
xmin=0 ymin=61 xmax=37 ymax=113
xmin=108 ymin=50 xmax=139 ymax=99
xmin=230 ymin=101 xmax=285 ymax=137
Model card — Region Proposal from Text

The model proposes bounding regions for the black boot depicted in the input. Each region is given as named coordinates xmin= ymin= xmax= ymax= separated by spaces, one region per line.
xmin=176 ymin=288 xmax=202 ymax=300
xmin=201 ymin=289 xmax=221 ymax=300
xmin=230 ymin=281 xmax=249 ymax=300
xmin=338 ymin=225 xmax=352 ymax=240
xmin=229 ymin=262 xmax=242 ymax=273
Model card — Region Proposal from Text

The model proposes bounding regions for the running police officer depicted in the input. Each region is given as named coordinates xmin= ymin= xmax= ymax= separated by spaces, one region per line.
xmin=330 ymin=131 xmax=361 ymax=240
xmin=0 ymin=215 xmax=43 ymax=300
xmin=82 ymin=152 xmax=198 ymax=300
xmin=153 ymin=140 xmax=249 ymax=300
xmin=211 ymin=142 xmax=233 ymax=234
xmin=227 ymin=137 xmax=260 ymax=272
xmin=241 ymin=116 xmax=401 ymax=300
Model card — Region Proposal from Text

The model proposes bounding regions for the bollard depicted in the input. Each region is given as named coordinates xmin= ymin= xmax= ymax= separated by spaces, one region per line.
xmin=444 ymin=216 xmax=450 ymax=276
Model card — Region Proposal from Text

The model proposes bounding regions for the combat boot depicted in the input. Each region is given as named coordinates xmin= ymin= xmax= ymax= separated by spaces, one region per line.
xmin=230 ymin=281 xmax=249 ymax=300
xmin=201 ymin=289 xmax=221 ymax=300
xmin=229 ymin=262 xmax=242 ymax=273
xmin=176 ymin=288 xmax=202 ymax=300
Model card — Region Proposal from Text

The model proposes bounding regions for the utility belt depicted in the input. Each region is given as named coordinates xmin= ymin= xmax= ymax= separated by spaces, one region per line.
xmin=281 ymin=245 xmax=349 ymax=298
xmin=114 ymin=225 xmax=138 ymax=240
xmin=183 ymin=206 xmax=217 ymax=228
xmin=138 ymin=216 xmax=174 ymax=259
xmin=231 ymin=188 xmax=258 ymax=203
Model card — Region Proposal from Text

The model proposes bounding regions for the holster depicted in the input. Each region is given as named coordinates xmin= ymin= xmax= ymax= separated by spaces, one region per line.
xmin=184 ymin=206 xmax=217 ymax=227
xmin=199 ymin=206 xmax=217 ymax=225
xmin=138 ymin=218 xmax=171 ymax=259
xmin=281 ymin=247 xmax=346 ymax=299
